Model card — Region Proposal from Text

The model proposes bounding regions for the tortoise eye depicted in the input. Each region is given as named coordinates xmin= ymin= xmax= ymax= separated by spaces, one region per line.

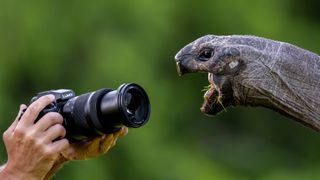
xmin=198 ymin=49 xmax=213 ymax=61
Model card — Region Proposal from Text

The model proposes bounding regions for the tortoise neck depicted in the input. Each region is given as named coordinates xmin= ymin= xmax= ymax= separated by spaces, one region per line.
xmin=236 ymin=43 xmax=320 ymax=131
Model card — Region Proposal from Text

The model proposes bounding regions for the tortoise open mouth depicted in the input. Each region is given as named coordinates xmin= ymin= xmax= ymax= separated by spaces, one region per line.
xmin=201 ymin=73 xmax=227 ymax=115
xmin=175 ymin=60 xmax=231 ymax=116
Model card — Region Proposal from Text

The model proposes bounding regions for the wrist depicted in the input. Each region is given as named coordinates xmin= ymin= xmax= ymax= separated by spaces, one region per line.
xmin=1 ymin=162 xmax=39 ymax=180
xmin=0 ymin=164 xmax=5 ymax=172
xmin=1 ymin=163 xmax=20 ymax=180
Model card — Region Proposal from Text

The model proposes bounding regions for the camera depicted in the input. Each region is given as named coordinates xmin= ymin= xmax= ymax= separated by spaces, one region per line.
xmin=30 ymin=83 xmax=150 ymax=140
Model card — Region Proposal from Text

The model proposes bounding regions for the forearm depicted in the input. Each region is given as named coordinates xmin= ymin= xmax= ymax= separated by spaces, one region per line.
xmin=0 ymin=155 xmax=68 ymax=180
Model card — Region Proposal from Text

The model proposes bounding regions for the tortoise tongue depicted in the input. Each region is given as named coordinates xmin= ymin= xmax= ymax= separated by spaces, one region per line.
xmin=201 ymin=88 xmax=215 ymax=114
xmin=206 ymin=73 xmax=217 ymax=99
xmin=204 ymin=86 xmax=215 ymax=101
xmin=201 ymin=73 xmax=217 ymax=114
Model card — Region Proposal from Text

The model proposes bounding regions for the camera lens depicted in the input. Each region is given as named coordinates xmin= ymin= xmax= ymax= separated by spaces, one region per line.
xmin=62 ymin=83 xmax=150 ymax=139
xmin=125 ymin=93 xmax=135 ymax=114
xmin=124 ymin=91 xmax=141 ymax=118
xmin=99 ymin=83 xmax=150 ymax=128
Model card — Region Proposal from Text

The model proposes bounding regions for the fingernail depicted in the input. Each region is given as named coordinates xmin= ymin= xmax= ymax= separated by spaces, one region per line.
xmin=18 ymin=105 xmax=27 ymax=120
xmin=20 ymin=104 xmax=27 ymax=110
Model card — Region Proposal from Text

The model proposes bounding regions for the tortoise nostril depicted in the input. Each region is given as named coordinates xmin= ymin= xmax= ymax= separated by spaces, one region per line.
xmin=175 ymin=43 xmax=193 ymax=62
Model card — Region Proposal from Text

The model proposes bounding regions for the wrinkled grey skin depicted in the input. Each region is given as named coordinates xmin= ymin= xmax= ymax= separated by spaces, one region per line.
xmin=175 ymin=35 xmax=320 ymax=131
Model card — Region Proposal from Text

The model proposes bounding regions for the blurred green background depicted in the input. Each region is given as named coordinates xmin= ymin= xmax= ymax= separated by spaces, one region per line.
xmin=0 ymin=0 xmax=320 ymax=179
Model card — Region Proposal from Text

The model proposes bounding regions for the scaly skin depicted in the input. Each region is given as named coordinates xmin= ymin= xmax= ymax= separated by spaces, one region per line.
xmin=175 ymin=35 xmax=320 ymax=131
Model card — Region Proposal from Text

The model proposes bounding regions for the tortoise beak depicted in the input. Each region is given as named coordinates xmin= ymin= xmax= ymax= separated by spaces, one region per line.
xmin=176 ymin=61 xmax=185 ymax=76
xmin=175 ymin=50 xmax=191 ymax=76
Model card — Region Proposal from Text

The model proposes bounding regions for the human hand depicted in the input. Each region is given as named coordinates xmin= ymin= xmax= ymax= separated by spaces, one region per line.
xmin=61 ymin=127 xmax=128 ymax=161
xmin=1 ymin=95 xmax=69 ymax=180
xmin=44 ymin=125 xmax=128 ymax=180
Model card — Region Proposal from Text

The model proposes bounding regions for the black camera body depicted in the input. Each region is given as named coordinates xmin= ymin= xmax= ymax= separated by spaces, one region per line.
xmin=31 ymin=83 xmax=150 ymax=140
xmin=31 ymin=89 xmax=76 ymax=118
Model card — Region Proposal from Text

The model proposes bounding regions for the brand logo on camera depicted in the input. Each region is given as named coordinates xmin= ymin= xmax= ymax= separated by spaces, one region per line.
xmin=62 ymin=92 xmax=74 ymax=99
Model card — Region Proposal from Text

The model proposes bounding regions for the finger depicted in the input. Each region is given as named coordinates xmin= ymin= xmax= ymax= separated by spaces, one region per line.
xmin=42 ymin=124 xmax=66 ymax=143
xmin=109 ymin=127 xmax=128 ymax=148
xmin=7 ymin=104 xmax=28 ymax=133
xmin=80 ymin=135 xmax=114 ymax=159
xmin=116 ymin=127 xmax=128 ymax=137
xmin=98 ymin=133 xmax=117 ymax=151
xmin=98 ymin=127 xmax=127 ymax=150
xmin=16 ymin=104 xmax=28 ymax=120
xmin=61 ymin=136 xmax=96 ymax=160
xmin=34 ymin=112 xmax=63 ymax=132
xmin=49 ymin=138 xmax=70 ymax=153
xmin=19 ymin=95 xmax=55 ymax=126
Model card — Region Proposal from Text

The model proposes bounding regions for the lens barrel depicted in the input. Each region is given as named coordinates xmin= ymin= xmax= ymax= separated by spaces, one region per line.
xmin=62 ymin=83 xmax=150 ymax=139
xmin=100 ymin=83 xmax=150 ymax=128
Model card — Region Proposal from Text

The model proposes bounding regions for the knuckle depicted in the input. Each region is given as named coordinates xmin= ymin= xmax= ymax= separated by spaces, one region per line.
xmin=13 ymin=128 xmax=25 ymax=138
xmin=40 ymin=146 xmax=50 ymax=155
xmin=35 ymin=142 xmax=51 ymax=155
xmin=57 ymin=139 xmax=70 ymax=151
xmin=29 ymin=95 xmax=53 ymax=112
xmin=23 ymin=135 xmax=35 ymax=145
xmin=44 ymin=112 xmax=63 ymax=123
xmin=43 ymin=147 xmax=57 ymax=157
xmin=61 ymin=128 xmax=67 ymax=137
xmin=28 ymin=105 xmax=38 ymax=114
xmin=43 ymin=113 xmax=55 ymax=122
xmin=56 ymin=124 xmax=66 ymax=135
xmin=63 ymin=138 xmax=70 ymax=145
xmin=59 ymin=138 xmax=69 ymax=147
xmin=2 ymin=131 xmax=10 ymax=141
xmin=24 ymin=133 xmax=36 ymax=143
xmin=53 ymin=113 xmax=63 ymax=123
xmin=61 ymin=139 xmax=70 ymax=148
xmin=34 ymin=140 xmax=44 ymax=150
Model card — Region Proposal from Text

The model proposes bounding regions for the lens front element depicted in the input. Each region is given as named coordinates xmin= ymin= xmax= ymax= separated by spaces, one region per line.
xmin=117 ymin=83 xmax=150 ymax=128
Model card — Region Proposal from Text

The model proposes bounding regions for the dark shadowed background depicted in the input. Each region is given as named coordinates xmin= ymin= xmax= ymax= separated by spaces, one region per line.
xmin=0 ymin=0 xmax=320 ymax=179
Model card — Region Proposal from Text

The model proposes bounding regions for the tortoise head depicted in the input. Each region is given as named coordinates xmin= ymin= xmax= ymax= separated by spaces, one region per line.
xmin=174 ymin=35 xmax=265 ymax=115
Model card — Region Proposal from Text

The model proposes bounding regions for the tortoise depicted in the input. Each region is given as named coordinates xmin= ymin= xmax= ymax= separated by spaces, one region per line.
xmin=175 ymin=35 xmax=320 ymax=131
